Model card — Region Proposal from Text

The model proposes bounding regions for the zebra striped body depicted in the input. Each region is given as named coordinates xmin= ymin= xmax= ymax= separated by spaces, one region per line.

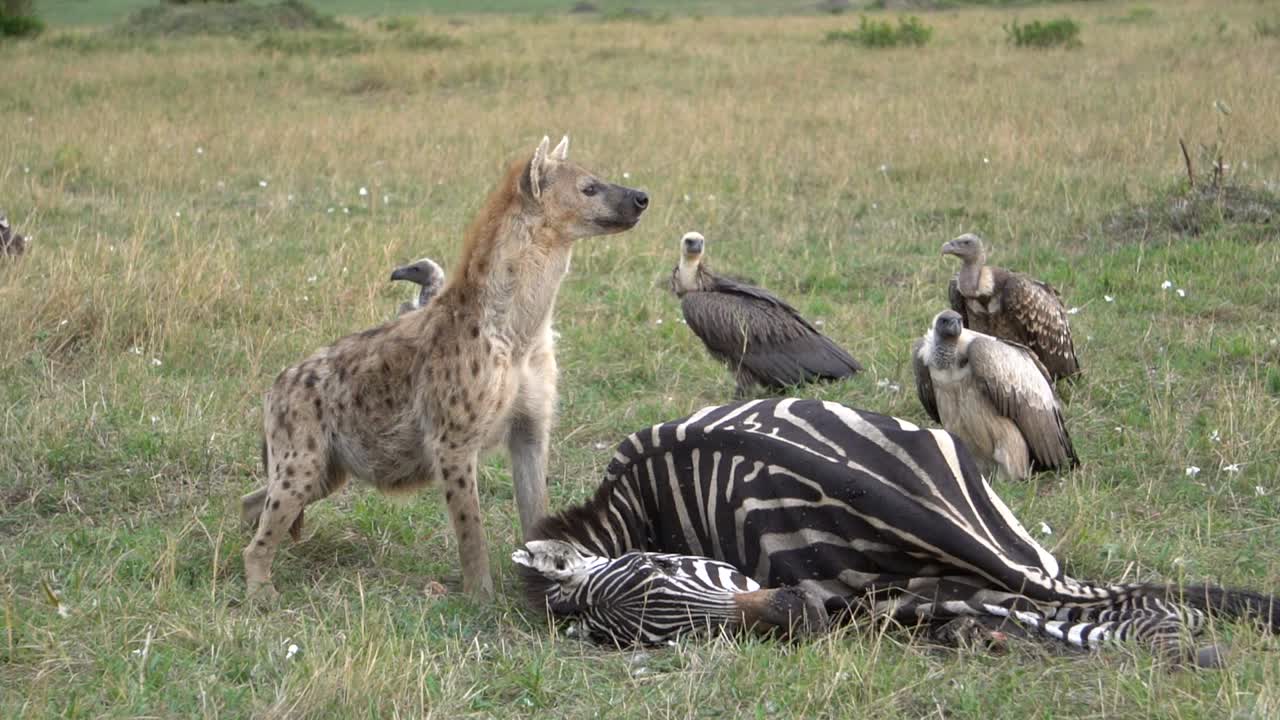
xmin=523 ymin=399 xmax=1277 ymax=656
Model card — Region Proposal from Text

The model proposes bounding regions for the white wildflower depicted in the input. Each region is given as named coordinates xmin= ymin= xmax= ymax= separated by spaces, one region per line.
xmin=1185 ymin=466 xmax=1201 ymax=477
xmin=59 ymin=319 xmax=68 ymax=327
xmin=982 ymin=157 xmax=990 ymax=164
xmin=876 ymin=379 xmax=889 ymax=388
xmin=327 ymin=207 xmax=334 ymax=214
xmin=1161 ymin=280 xmax=1173 ymax=290
xmin=23 ymin=166 xmax=30 ymax=174
xmin=216 ymin=181 xmax=225 ymax=189
xmin=287 ymin=194 xmax=294 ymax=202
xmin=1104 ymin=295 xmax=1114 ymax=303
xmin=593 ymin=442 xmax=608 ymax=450
xmin=1210 ymin=430 xmax=1220 ymax=443
xmin=307 ymin=275 xmax=317 ymax=284
xmin=1067 ymin=307 xmax=1080 ymax=315
xmin=622 ymin=172 xmax=631 ymax=179
xmin=383 ymin=194 xmax=390 ymax=204
xmin=150 ymin=416 xmax=159 ymax=425
xmin=888 ymin=383 xmax=901 ymax=393
xmin=683 ymin=194 xmax=690 ymax=202
xmin=130 ymin=346 xmax=143 ymax=355
xmin=342 ymin=207 xmax=350 ymax=214
xmin=259 ymin=180 xmax=268 ymax=188
xmin=1176 ymin=288 xmax=1186 ymax=298
xmin=196 ymin=146 xmax=204 ymax=155
xmin=175 ymin=211 xmax=181 ymax=218
xmin=1114 ymin=426 xmax=1123 ymax=433
xmin=655 ymin=318 xmax=663 ymax=325
xmin=150 ymin=358 xmax=162 ymax=367
xmin=814 ymin=319 xmax=825 ymax=327
xmin=1223 ymin=463 xmax=1242 ymax=474
xmin=1039 ymin=522 xmax=1052 ymax=536
xmin=878 ymin=164 xmax=889 ymax=173
xmin=1256 ymin=486 xmax=1267 ymax=496
xmin=286 ymin=644 xmax=300 ymax=660
xmin=359 ymin=187 xmax=368 ymax=197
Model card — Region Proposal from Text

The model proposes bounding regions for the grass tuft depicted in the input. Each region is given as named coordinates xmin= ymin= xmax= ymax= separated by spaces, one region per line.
xmin=1005 ymin=16 xmax=1082 ymax=48
xmin=121 ymin=0 xmax=341 ymax=37
xmin=826 ymin=15 xmax=933 ymax=47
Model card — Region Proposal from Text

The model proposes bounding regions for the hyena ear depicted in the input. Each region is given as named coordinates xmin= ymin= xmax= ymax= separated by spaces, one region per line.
xmin=527 ymin=135 xmax=551 ymax=200
xmin=550 ymin=135 xmax=569 ymax=161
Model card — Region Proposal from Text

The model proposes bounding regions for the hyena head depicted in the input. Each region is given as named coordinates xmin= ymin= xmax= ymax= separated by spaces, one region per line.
xmin=520 ymin=135 xmax=649 ymax=239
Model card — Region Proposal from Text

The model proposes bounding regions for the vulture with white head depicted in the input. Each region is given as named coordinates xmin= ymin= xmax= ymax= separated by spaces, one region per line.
xmin=389 ymin=257 xmax=445 ymax=316
xmin=943 ymin=233 xmax=1080 ymax=382
xmin=913 ymin=310 xmax=1077 ymax=481
xmin=671 ymin=231 xmax=862 ymax=399
xmin=1 ymin=214 xmax=27 ymax=257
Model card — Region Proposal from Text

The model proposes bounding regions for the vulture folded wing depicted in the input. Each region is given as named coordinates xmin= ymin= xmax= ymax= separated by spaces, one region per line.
xmin=1001 ymin=274 xmax=1080 ymax=381
xmin=947 ymin=277 xmax=969 ymax=327
xmin=680 ymin=280 xmax=861 ymax=389
xmin=911 ymin=338 xmax=941 ymax=424
xmin=966 ymin=335 xmax=1078 ymax=472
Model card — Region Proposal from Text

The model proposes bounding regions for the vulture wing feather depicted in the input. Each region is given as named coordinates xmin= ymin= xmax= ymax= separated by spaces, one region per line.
xmin=966 ymin=335 xmax=1077 ymax=472
xmin=1001 ymin=273 xmax=1080 ymax=381
xmin=681 ymin=279 xmax=861 ymax=389
xmin=912 ymin=338 xmax=941 ymax=424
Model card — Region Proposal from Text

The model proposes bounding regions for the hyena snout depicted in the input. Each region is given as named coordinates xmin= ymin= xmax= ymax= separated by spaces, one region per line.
xmin=596 ymin=184 xmax=649 ymax=230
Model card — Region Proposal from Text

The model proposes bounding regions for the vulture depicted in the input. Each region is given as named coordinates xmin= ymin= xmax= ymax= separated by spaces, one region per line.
xmin=1 ymin=213 xmax=27 ymax=257
xmin=913 ymin=310 xmax=1077 ymax=481
xmin=670 ymin=231 xmax=862 ymax=399
xmin=389 ymin=257 xmax=445 ymax=316
xmin=942 ymin=233 xmax=1080 ymax=382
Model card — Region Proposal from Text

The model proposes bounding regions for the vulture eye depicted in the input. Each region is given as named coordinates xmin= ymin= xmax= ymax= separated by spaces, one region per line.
xmin=555 ymin=558 xmax=565 ymax=571
xmin=581 ymin=184 xmax=598 ymax=197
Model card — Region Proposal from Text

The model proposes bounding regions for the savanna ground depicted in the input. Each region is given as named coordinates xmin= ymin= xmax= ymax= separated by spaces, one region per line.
xmin=3 ymin=0 xmax=1280 ymax=716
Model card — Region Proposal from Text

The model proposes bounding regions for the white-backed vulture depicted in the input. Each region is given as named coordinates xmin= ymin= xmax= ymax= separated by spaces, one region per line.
xmin=671 ymin=231 xmax=862 ymax=399
xmin=942 ymin=233 xmax=1080 ymax=382
xmin=1 ymin=214 xmax=26 ymax=257
xmin=913 ymin=310 xmax=1077 ymax=481
xmin=389 ymin=257 xmax=445 ymax=315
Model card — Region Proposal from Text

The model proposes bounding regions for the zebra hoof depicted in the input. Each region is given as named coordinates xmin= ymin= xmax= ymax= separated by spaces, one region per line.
xmin=1193 ymin=644 xmax=1227 ymax=670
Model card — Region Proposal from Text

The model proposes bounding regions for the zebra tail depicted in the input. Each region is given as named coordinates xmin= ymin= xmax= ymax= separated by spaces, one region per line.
xmin=1121 ymin=582 xmax=1280 ymax=633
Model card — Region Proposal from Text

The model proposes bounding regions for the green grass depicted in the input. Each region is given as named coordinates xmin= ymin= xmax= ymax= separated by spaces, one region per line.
xmin=4 ymin=0 xmax=1280 ymax=716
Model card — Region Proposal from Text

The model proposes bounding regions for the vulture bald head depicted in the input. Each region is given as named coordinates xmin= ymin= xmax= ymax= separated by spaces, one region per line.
xmin=671 ymin=231 xmax=711 ymax=296
xmin=913 ymin=309 xmax=1077 ymax=481
xmin=942 ymin=232 xmax=1080 ymax=383
xmin=670 ymin=230 xmax=861 ymax=399
xmin=390 ymin=257 xmax=445 ymax=315
xmin=1 ymin=214 xmax=27 ymax=257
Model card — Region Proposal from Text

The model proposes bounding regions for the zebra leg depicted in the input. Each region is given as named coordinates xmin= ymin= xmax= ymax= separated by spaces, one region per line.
xmin=733 ymin=586 xmax=829 ymax=638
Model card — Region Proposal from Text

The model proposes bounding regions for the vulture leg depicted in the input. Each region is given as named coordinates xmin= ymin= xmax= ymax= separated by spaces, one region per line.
xmin=992 ymin=435 xmax=1031 ymax=482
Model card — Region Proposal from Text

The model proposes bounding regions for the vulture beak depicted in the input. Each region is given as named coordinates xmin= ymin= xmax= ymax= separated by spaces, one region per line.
xmin=389 ymin=263 xmax=417 ymax=283
xmin=940 ymin=239 xmax=958 ymax=257
xmin=934 ymin=310 xmax=964 ymax=338
xmin=681 ymin=231 xmax=705 ymax=257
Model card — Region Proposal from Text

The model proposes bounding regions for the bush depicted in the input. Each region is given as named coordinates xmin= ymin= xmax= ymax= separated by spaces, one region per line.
xmin=123 ymin=0 xmax=342 ymax=37
xmin=1 ymin=0 xmax=43 ymax=38
xmin=1257 ymin=18 xmax=1280 ymax=39
xmin=827 ymin=15 xmax=933 ymax=48
xmin=1005 ymin=17 xmax=1081 ymax=48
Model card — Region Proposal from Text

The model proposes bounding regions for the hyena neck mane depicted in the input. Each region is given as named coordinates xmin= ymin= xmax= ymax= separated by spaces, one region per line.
xmin=447 ymin=158 xmax=574 ymax=351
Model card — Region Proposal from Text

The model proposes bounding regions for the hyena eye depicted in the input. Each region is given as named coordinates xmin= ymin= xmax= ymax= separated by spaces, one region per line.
xmin=581 ymin=184 xmax=598 ymax=197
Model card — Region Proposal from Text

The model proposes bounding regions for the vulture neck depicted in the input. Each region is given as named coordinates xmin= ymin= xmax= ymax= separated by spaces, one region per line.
xmin=956 ymin=256 xmax=990 ymax=297
xmin=675 ymin=256 xmax=709 ymax=296
xmin=930 ymin=335 xmax=960 ymax=370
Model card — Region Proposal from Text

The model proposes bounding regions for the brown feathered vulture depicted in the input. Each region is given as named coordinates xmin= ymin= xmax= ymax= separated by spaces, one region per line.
xmin=670 ymin=231 xmax=862 ymax=399
xmin=389 ymin=257 xmax=445 ymax=316
xmin=913 ymin=310 xmax=1077 ymax=481
xmin=1 ymin=213 xmax=27 ymax=257
xmin=943 ymin=233 xmax=1080 ymax=382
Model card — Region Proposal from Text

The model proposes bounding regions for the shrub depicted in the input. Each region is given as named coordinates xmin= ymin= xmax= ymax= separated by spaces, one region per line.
xmin=1005 ymin=17 xmax=1081 ymax=48
xmin=123 ymin=0 xmax=342 ymax=37
xmin=826 ymin=15 xmax=933 ymax=48
xmin=1257 ymin=18 xmax=1280 ymax=39
xmin=1 ymin=0 xmax=43 ymax=38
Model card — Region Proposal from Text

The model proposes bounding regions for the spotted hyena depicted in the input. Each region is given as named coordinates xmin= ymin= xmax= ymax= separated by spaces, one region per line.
xmin=241 ymin=136 xmax=649 ymax=601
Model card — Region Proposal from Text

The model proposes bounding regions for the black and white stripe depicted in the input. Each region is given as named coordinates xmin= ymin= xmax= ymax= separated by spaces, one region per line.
xmin=523 ymin=399 xmax=1277 ymax=656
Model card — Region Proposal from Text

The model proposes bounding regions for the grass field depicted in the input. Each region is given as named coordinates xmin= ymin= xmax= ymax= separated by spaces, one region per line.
xmin=3 ymin=0 xmax=1280 ymax=717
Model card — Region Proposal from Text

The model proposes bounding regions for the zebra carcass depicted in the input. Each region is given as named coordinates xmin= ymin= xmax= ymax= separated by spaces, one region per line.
xmin=515 ymin=399 xmax=1277 ymax=662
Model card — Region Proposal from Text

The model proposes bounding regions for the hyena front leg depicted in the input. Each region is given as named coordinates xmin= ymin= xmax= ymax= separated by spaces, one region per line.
xmin=508 ymin=351 xmax=554 ymax=539
xmin=440 ymin=449 xmax=494 ymax=600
